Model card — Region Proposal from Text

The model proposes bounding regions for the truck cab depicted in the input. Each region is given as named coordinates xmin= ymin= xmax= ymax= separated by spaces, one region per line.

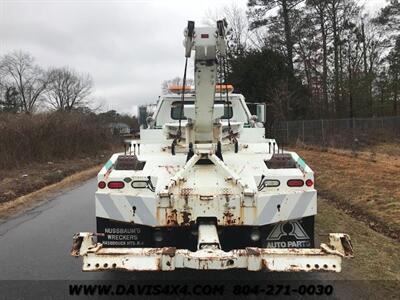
xmin=141 ymin=87 xmax=265 ymax=145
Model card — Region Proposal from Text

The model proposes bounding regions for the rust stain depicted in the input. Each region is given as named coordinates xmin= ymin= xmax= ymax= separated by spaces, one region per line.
xmin=223 ymin=194 xmax=237 ymax=225
xmin=239 ymin=203 xmax=244 ymax=225
xmin=233 ymin=249 xmax=247 ymax=257
xmin=146 ymin=248 xmax=163 ymax=255
xmin=181 ymin=188 xmax=193 ymax=196
xmin=162 ymin=247 xmax=177 ymax=257
xmin=156 ymin=257 xmax=162 ymax=270
xmin=181 ymin=211 xmax=194 ymax=226
xmin=262 ymin=259 xmax=270 ymax=271
xmin=247 ymin=248 xmax=261 ymax=256
xmin=223 ymin=211 xmax=236 ymax=225
xmin=221 ymin=188 xmax=231 ymax=196
xmin=239 ymin=204 xmax=256 ymax=226
xmin=166 ymin=209 xmax=178 ymax=226
xmin=159 ymin=165 xmax=180 ymax=176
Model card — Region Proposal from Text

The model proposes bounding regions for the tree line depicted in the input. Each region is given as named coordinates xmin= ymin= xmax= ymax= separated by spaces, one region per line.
xmin=0 ymin=50 xmax=139 ymax=131
xmin=0 ymin=51 xmax=93 ymax=114
xmin=210 ymin=0 xmax=400 ymax=121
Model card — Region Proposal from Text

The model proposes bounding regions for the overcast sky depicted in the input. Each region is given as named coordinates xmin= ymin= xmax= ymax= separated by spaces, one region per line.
xmin=0 ymin=0 xmax=387 ymax=115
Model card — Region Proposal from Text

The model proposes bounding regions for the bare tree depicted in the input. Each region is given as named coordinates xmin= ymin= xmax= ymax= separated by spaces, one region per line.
xmin=204 ymin=3 xmax=251 ymax=56
xmin=0 ymin=51 xmax=47 ymax=113
xmin=206 ymin=4 xmax=251 ymax=56
xmin=45 ymin=67 xmax=93 ymax=111
xmin=0 ymin=60 xmax=6 ymax=106
xmin=248 ymin=0 xmax=304 ymax=75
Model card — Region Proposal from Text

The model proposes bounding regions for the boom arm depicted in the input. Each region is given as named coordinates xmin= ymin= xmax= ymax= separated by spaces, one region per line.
xmin=183 ymin=21 xmax=227 ymax=143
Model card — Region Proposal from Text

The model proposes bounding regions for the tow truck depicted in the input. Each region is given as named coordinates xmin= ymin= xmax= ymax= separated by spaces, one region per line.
xmin=71 ymin=20 xmax=353 ymax=272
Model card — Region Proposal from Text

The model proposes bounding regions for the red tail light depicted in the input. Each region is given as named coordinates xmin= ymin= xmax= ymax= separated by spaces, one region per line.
xmin=287 ymin=179 xmax=304 ymax=187
xmin=107 ymin=181 xmax=125 ymax=189
xmin=98 ymin=181 xmax=106 ymax=189
xmin=306 ymin=179 xmax=314 ymax=187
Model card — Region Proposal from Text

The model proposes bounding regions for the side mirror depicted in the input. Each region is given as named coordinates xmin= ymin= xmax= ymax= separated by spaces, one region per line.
xmin=146 ymin=116 xmax=155 ymax=129
xmin=256 ymin=104 xmax=266 ymax=123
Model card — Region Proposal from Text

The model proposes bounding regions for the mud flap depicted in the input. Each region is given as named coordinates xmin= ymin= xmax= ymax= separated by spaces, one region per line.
xmin=96 ymin=217 xmax=315 ymax=251
xmin=261 ymin=216 xmax=314 ymax=249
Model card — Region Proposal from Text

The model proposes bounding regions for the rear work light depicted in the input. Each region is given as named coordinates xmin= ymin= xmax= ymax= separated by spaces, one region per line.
xmin=98 ymin=181 xmax=106 ymax=189
xmin=263 ymin=180 xmax=280 ymax=188
xmin=306 ymin=179 xmax=314 ymax=187
xmin=107 ymin=181 xmax=125 ymax=189
xmin=287 ymin=179 xmax=304 ymax=187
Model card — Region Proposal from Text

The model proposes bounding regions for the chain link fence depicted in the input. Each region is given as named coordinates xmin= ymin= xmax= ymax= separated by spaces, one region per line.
xmin=270 ymin=116 xmax=400 ymax=151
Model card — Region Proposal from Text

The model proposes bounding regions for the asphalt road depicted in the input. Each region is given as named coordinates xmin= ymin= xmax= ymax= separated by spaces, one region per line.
xmin=0 ymin=178 xmax=373 ymax=299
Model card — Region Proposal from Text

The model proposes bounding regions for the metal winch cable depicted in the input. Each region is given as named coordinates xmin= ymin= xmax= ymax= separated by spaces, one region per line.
xmin=177 ymin=57 xmax=189 ymax=140
xmin=222 ymin=55 xmax=232 ymax=132
xmin=218 ymin=55 xmax=223 ymax=104
xmin=216 ymin=19 xmax=232 ymax=135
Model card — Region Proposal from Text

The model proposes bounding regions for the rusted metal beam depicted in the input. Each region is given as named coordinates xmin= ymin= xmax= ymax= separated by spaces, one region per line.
xmin=74 ymin=232 xmax=353 ymax=272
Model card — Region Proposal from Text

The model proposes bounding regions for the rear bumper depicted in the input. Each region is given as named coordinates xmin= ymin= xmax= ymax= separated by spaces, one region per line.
xmin=71 ymin=232 xmax=353 ymax=272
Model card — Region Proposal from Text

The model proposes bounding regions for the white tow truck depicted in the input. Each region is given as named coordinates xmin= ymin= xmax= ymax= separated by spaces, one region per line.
xmin=71 ymin=20 xmax=353 ymax=272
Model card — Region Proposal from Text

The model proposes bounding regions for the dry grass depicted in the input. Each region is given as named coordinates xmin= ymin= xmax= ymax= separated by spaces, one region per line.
xmin=0 ymin=164 xmax=102 ymax=220
xmin=293 ymin=145 xmax=400 ymax=240
xmin=0 ymin=111 xmax=117 ymax=169
xmin=316 ymin=198 xmax=399 ymax=297
xmin=0 ymin=153 xmax=111 ymax=203
xmin=0 ymin=111 xmax=120 ymax=206
xmin=368 ymin=143 xmax=400 ymax=157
